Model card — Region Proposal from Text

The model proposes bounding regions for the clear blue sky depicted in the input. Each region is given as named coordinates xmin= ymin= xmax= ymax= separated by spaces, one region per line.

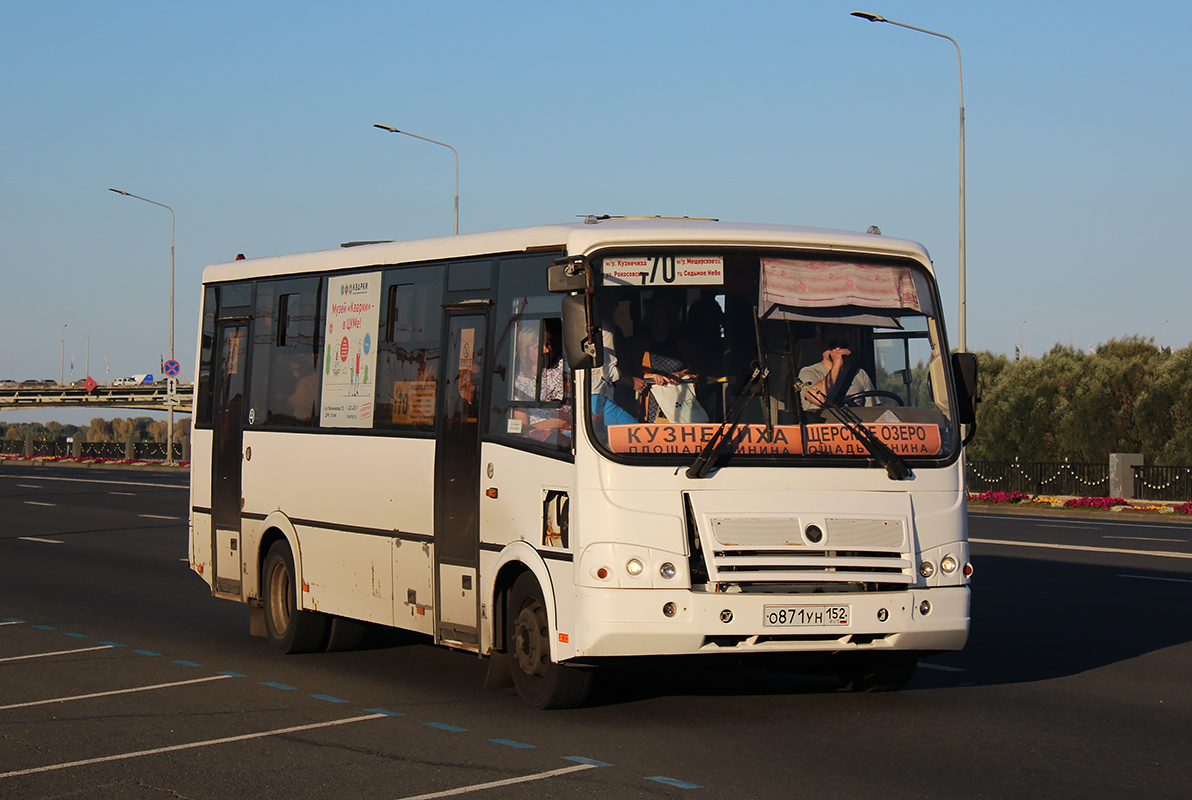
xmin=2 ymin=1 xmax=1189 ymax=424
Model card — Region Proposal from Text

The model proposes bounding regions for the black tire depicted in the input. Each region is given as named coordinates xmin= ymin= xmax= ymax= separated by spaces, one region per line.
xmin=507 ymin=572 xmax=593 ymax=709
xmin=262 ymin=540 xmax=330 ymax=654
xmin=838 ymin=652 xmax=918 ymax=692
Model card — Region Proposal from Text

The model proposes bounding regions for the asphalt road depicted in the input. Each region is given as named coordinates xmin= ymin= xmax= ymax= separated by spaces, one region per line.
xmin=1 ymin=462 xmax=1190 ymax=799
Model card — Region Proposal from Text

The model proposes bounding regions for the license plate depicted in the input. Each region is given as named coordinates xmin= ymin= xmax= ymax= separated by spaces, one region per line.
xmin=763 ymin=604 xmax=850 ymax=627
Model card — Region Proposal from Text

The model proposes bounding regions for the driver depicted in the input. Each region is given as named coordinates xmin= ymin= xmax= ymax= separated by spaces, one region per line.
xmin=799 ymin=325 xmax=876 ymax=411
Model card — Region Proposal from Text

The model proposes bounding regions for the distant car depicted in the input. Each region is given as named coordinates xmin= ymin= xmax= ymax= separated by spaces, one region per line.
xmin=0 ymin=379 xmax=16 ymax=388
xmin=19 ymin=379 xmax=43 ymax=387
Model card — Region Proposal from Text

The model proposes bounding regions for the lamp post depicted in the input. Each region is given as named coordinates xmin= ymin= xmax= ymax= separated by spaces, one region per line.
xmin=373 ymin=124 xmax=459 ymax=235
xmin=59 ymin=324 xmax=67 ymax=388
xmin=109 ymin=187 xmax=176 ymax=465
xmin=851 ymin=12 xmax=966 ymax=353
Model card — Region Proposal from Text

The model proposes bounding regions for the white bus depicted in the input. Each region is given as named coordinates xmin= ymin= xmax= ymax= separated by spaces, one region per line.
xmin=189 ymin=218 xmax=978 ymax=708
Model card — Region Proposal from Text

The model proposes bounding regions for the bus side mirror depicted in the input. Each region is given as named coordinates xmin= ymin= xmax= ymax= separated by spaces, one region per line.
xmin=561 ymin=294 xmax=604 ymax=370
xmin=951 ymin=351 xmax=979 ymax=426
xmin=548 ymin=261 xmax=587 ymax=293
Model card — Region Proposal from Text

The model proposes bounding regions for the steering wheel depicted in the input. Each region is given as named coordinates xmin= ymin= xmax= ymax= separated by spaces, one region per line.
xmin=843 ymin=390 xmax=904 ymax=407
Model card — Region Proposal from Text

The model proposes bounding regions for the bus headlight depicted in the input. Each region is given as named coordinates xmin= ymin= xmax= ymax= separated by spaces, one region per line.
xmin=626 ymin=558 xmax=644 ymax=576
xmin=940 ymin=555 xmax=959 ymax=574
xmin=659 ymin=562 xmax=676 ymax=580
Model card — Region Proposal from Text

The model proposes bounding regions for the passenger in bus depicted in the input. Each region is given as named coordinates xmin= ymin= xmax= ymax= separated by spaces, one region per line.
xmin=798 ymin=324 xmax=875 ymax=412
xmin=512 ymin=321 xmax=570 ymax=442
xmin=635 ymin=293 xmax=707 ymax=423
xmin=591 ymin=294 xmax=640 ymax=426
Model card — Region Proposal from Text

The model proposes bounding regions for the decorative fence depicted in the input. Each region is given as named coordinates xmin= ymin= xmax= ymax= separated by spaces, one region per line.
xmin=1132 ymin=465 xmax=1192 ymax=503
xmin=966 ymin=460 xmax=1110 ymax=497
xmin=968 ymin=459 xmax=1192 ymax=502
xmin=0 ymin=438 xmax=185 ymax=462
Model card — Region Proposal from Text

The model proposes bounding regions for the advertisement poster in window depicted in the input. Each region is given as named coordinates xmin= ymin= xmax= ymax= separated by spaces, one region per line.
xmin=321 ymin=272 xmax=382 ymax=428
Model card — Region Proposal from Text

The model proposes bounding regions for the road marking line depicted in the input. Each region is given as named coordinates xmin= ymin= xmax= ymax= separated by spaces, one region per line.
xmin=423 ymin=722 xmax=468 ymax=732
xmin=110 ymin=492 xmax=136 ymax=496
xmin=1119 ymin=574 xmax=1192 ymax=584
xmin=0 ymin=713 xmax=387 ymax=779
xmin=1103 ymin=535 xmax=1185 ymax=543
xmin=15 ymin=484 xmax=42 ymax=488
xmin=260 ymin=681 xmax=296 ymax=690
xmin=0 ymin=674 xmax=234 ymax=710
xmin=138 ymin=514 xmax=181 ymax=520
xmin=0 ymin=620 xmax=24 ymax=626
xmin=394 ymin=763 xmax=598 ymax=800
xmin=17 ymin=537 xmax=65 ymax=544
xmin=919 ymin=662 xmax=966 ymax=672
xmin=1036 ymin=524 xmax=1097 ymax=529
xmin=646 ymin=776 xmax=703 ymax=789
xmin=970 ymin=538 xmax=1192 ymax=560
xmin=22 ymin=501 xmax=56 ymax=507
xmin=0 ymin=645 xmax=114 ymax=663
xmin=0 ymin=475 xmax=183 ymax=490
xmin=972 ymin=513 xmax=1192 ymax=531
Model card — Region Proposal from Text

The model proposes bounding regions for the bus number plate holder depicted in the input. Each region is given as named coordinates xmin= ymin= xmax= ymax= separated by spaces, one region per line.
xmin=763 ymin=605 xmax=850 ymax=627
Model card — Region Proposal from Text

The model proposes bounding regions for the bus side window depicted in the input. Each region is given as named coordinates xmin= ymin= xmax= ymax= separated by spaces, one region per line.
xmin=488 ymin=254 xmax=571 ymax=453
xmin=250 ymin=277 xmax=322 ymax=429
xmin=375 ymin=265 xmax=444 ymax=432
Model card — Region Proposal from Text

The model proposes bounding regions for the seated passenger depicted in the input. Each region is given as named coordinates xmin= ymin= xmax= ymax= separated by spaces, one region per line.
xmin=513 ymin=322 xmax=570 ymax=442
xmin=634 ymin=293 xmax=707 ymax=423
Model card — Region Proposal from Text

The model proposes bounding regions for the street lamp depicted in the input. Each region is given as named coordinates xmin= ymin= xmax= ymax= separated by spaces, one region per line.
xmin=851 ymin=12 xmax=966 ymax=352
xmin=109 ymin=187 xmax=176 ymax=465
xmin=60 ymin=324 xmax=67 ymax=386
xmin=373 ymin=124 xmax=459 ymax=235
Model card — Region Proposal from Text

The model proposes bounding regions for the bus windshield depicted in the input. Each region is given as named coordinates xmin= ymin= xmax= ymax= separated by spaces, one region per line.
xmin=586 ymin=251 xmax=959 ymax=465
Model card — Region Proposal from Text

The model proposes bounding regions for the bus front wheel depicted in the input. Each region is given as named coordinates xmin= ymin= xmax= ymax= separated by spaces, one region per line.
xmin=262 ymin=540 xmax=329 ymax=654
xmin=507 ymin=572 xmax=593 ymax=709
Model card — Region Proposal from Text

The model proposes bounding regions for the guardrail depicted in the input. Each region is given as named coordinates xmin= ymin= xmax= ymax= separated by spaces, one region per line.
xmin=0 ymin=384 xmax=193 ymax=413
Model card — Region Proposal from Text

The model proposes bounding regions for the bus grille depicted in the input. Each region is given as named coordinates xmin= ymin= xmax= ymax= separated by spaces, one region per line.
xmin=701 ymin=516 xmax=912 ymax=591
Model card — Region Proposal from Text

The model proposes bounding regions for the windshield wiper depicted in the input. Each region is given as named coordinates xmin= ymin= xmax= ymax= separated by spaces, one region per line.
xmin=686 ymin=364 xmax=769 ymax=479
xmin=796 ymin=379 xmax=912 ymax=481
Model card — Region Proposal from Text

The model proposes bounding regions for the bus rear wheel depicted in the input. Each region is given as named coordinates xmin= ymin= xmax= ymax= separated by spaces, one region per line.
xmin=263 ymin=540 xmax=329 ymax=654
xmin=507 ymin=572 xmax=593 ymax=709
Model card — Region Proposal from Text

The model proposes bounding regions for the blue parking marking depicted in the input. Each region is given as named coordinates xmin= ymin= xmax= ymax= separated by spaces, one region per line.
xmin=310 ymin=694 xmax=347 ymax=704
xmin=366 ymin=708 xmax=405 ymax=717
xmin=423 ymin=722 xmax=468 ymax=732
xmin=132 ymin=650 xmax=160 ymax=657
xmin=174 ymin=660 xmax=203 ymax=667
xmin=217 ymin=671 xmax=246 ymax=678
xmin=646 ymin=776 xmax=703 ymax=789
xmin=99 ymin=641 xmax=125 ymax=647
xmin=564 ymin=756 xmax=614 ymax=767
xmin=491 ymin=738 xmax=535 ymax=749
xmin=32 ymin=625 xmax=55 ymax=630
xmin=4 ymin=618 xmax=24 ymax=623
xmin=260 ymin=681 xmax=296 ymax=690
xmin=64 ymin=632 xmax=89 ymax=638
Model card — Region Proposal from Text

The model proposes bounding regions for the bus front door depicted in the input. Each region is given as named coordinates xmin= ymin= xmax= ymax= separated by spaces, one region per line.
xmin=434 ymin=312 xmax=486 ymax=648
xmin=211 ymin=322 xmax=248 ymax=597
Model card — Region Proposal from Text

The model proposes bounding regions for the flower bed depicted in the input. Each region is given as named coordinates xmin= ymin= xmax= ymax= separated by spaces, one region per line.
xmin=968 ymin=491 xmax=1191 ymax=515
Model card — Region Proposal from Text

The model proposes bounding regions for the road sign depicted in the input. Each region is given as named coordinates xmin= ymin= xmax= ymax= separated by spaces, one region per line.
xmin=163 ymin=359 xmax=181 ymax=377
